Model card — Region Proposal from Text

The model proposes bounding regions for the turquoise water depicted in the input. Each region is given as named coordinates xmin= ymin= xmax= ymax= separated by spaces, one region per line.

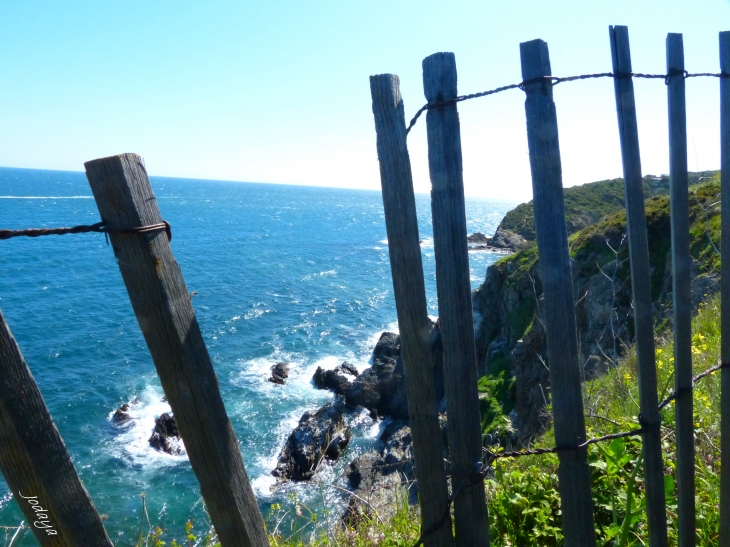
xmin=0 ymin=167 xmax=515 ymax=545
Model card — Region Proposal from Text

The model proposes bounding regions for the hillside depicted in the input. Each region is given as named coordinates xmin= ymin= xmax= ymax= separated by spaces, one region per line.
xmin=491 ymin=170 xmax=719 ymax=250
xmin=474 ymin=173 xmax=722 ymax=444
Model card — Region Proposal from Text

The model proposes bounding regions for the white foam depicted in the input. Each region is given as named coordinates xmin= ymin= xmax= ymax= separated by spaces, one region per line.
xmin=379 ymin=239 xmax=388 ymax=245
xmin=106 ymin=386 xmax=188 ymax=468
xmin=301 ymin=270 xmax=337 ymax=282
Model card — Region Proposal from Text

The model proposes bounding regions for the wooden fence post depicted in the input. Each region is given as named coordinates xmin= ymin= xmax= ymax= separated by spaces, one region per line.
xmin=0 ymin=309 xmax=113 ymax=547
xmin=719 ymin=29 xmax=730 ymax=547
xmin=609 ymin=25 xmax=669 ymax=547
xmin=422 ymin=52 xmax=490 ymax=547
xmin=84 ymin=154 xmax=269 ymax=547
xmin=666 ymin=32 xmax=695 ymax=547
xmin=519 ymin=39 xmax=597 ymax=547
xmin=369 ymin=74 xmax=455 ymax=547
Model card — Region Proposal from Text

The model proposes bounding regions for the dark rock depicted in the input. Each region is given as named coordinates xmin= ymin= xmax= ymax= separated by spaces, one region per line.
xmin=372 ymin=332 xmax=401 ymax=361
xmin=271 ymin=397 xmax=351 ymax=484
xmin=268 ymin=362 xmax=290 ymax=385
xmin=112 ymin=403 xmax=132 ymax=424
xmin=312 ymin=366 xmax=352 ymax=395
xmin=345 ymin=325 xmax=445 ymax=420
xmin=490 ymin=227 xmax=529 ymax=251
xmin=339 ymin=361 xmax=359 ymax=377
xmin=345 ymin=356 xmax=408 ymax=420
xmin=467 ymin=232 xmax=490 ymax=244
xmin=148 ymin=413 xmax=184 ymax=455
xmin=343 ymin=424 xmax=417 ymax=523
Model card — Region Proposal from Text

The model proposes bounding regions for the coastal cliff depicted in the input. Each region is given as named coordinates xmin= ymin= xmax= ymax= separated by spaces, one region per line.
xmin=474 ymin=172 xmax=721 ymax=445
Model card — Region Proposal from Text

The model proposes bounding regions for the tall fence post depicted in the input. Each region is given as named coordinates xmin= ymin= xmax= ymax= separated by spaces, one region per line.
xmin=370 ymin=74 xmax=455 ymax=547
xmin=0 ymin=309 xmax=113 ymax=547
xmin=609 ymin=25 xmax=669 ymax=547
xmin=666 ymin=32 xmax=695 ymax=547
xmin=719 ymin=29 xmax=730 ymax=547
xmin=84 ymin=154 xmax=270 ymax=547
xmin=519 ymin=39 xmax=597 ymax=547
xmin=422 ymin=52 xmax=490 ymax=547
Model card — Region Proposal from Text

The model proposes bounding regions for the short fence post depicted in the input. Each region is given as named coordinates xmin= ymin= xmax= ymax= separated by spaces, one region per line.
xmin=609 ymin=25 xmax=669 ymax=547
xmin=84 ymin=154 xmax=269 ymax=547
xmin=369 ymin=73 xmax=455 ymax=547
xmin=422 ymin=52 xmax=490 ymax=547
xmin=0 ymin=308 xmax=113 ymax=547
xmin=666 ymin=32 xmax=695 ymax=547
xmin=719 ymin=29 xmax=730 ymax=547
xmin=519 ymin=39 xmax=597 ymax=547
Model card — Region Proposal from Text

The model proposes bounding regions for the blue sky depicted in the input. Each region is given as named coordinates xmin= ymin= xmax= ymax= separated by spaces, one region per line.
xmin=0 ymin=0 xmax=727 ymax=200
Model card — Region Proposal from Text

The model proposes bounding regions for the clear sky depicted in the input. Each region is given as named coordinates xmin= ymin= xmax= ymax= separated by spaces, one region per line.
xmin=0 ymin=0 xmax=727 ymax=201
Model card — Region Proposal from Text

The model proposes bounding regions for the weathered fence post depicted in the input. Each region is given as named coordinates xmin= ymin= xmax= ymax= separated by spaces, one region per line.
xmin=422 ymin=53 xmax=490 ymax=547
xmin=609 ymin=25 xmax=669 ymax=547
xmin=0 ymin=309 xmax=112 ymax=547
xmin=370 ymin=74 xmax=455 ymax=547
xmin=84 ymin=154 xmax=269 ymax=547
xmin=719 ymin=29 xmax=730 ymax=547
xmin=519 ymin=39 xmax=597 ymax=547
xmin=666 ymin=32 xmax=695 ymax=547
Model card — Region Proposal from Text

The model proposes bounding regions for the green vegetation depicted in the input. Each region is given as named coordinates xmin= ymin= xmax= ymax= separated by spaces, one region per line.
xmin=478 ymin=355 xmax=516 ymax=441
xmin=496 ymin=171 xmax=718 ymax=242
xmin=143 ymin=295 xmax=721 ymax=545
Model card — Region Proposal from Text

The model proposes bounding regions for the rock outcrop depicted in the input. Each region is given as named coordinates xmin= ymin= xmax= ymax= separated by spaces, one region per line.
xmin=473 ymin=180 xmax=722 ymax=445
xmin=268 ymin=362 xmax=290 ymax=385
xmin=343 ymin=422 xmax=418 ymax=523
xmin=312 ymin=363 xmax=358 ymax=395
xmin=149 ymin=413 xmax=184 ymax=455
xmin=271 ymin=397 xmax=351 ymax=484
xmin=489 ymin=227 xmax=529 ymax=251
xmin=344 ymin=327 xmax=445 ymax=420
xmin=112 ymin=403 xmax=133 ymax=425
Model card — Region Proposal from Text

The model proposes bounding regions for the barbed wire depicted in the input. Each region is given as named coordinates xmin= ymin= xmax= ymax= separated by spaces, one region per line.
xmin=409 ymin=357 xmax=727 ymax=547
xmin=0 ymin=221 xmax=172 ymax=242
xmin=405 ymin=71 xmax=729 ymax=135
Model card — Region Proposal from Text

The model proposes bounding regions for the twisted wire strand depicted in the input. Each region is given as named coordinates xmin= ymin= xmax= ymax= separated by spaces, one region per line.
xmin=409 ymin=358 xmax=723 ymax=546
xmin=405 ymin=71 xmax=724 ymax=135
xmin=0 ymin=221 xmax=172 ymax=242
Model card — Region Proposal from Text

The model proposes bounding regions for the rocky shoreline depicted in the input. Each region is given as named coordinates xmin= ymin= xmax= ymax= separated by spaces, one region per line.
xmin=269 ymin=323 xmax=447 ymax=521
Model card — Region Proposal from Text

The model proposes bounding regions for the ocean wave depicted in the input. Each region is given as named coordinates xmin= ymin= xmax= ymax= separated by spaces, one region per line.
xmin=105 ymin=386 xmax=188 ymax=468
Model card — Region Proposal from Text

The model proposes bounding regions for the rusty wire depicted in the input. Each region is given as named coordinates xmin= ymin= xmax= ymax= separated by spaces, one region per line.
xmin=0 ymin=221 xmax=172 ymax=242
xmin=405 ymin=71 xmax=726 ymax=135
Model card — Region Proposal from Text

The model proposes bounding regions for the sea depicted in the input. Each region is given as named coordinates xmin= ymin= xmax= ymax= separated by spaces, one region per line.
xmin=0 ymin=166 xmax=516 ymax=545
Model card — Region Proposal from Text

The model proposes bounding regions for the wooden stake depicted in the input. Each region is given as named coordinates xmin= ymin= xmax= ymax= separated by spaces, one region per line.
xmin=719 ymin=29 xmax=730 ymax=547
xmin=666 ymin=32 xmax=695 ymax=547
xmin=609 ymin=25 xmax=668 ymax=547
xmin=0 ymin=308 xmax=112 ymax=547
xmin=370 ymin=73 xmax=455 ymax=547
xmin=422 ymin=52 xmax=490 ymax=547
xmin=84 ymin=154 xmax=269 ymax=547
xmin=519 ymin=39 xmax=597 ymax=547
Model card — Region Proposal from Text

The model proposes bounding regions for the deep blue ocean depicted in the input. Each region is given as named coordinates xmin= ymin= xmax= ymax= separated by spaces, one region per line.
xmin=0 ymin=167 xmax=515 ymax=545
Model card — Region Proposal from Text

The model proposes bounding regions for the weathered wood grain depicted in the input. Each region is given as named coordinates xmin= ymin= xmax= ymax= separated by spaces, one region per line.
xmin=519 ymin=39 xmax=597 ymax=547
xmin=666 ymin=32 xmax=695 ymax=547
xmin=609 ymin=25 xmax=668 ymax=547
xmin=370 ymin=73 xmax=455 ymax=547
xmin=0 ymin=308 xmax=112 ymax=547
xmin=422 ymin=52 xmax=490 ymax=547
xmin=719 ymin=29 xmax=730 ymax=547
xmin=84 ymin=154 xmax=269 ymax=547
